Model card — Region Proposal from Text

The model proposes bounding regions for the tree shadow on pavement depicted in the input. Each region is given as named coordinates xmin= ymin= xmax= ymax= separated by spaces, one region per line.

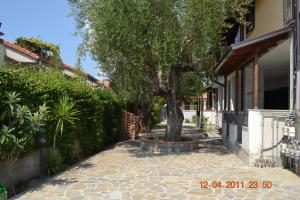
xmin=197 ymin=138 xmax=231 ymax=155
xmin=48 ymin=177 xmax=77 ymax=186
xmin=76 ymin=161 xmax=95 ymax=170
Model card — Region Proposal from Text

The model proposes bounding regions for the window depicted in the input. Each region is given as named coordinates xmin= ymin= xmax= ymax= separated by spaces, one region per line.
xmin=246 ymin=1 xmax=255 ymax=34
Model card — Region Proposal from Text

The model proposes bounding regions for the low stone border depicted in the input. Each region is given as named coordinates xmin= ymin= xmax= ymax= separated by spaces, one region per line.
xmin=140 ymin=137 xmax=198 ymax=153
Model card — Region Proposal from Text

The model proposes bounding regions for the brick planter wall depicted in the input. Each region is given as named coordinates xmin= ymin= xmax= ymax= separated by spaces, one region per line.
xmin=140 ymin=137 xmax=198 ymax=153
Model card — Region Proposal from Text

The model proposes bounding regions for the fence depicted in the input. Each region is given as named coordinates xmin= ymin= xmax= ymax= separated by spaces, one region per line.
xmin=121 ymin=110 xmax=139 ymax=140
xmin=223 ymin=111 xmax=248 ymax=143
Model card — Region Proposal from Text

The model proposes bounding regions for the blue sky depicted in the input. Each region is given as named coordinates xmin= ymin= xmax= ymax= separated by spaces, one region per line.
xmin=0 ymin=0 xmax=102 ymax=79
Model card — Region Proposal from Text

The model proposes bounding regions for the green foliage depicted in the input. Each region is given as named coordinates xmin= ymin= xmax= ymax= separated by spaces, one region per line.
xmin=15 ymin=37 xmax=62 ymax=66
xmin=150 ymin=97 xmax=165 ymax=125
xmin=184 ymin=119 xmax=190 ymax=124
xmin=51 ymin=95 xmax=80 ymax=149
xmin=44 ymin=149 xmax=63 ymax=176
xmin=69 ymin=0 xmax=252 ymax=140
xmin=69 ymin=0 xmax=251 ymax=99
xmin=0 ymin=91 xmax=48 ymax=194
xmin=191 ymin=115 xmax=196 ymax=124
xmin=0 ymin=92 xmax=48 ymax=155
xmin=0 ymin=65 xmax=126 ymax=158
xmin=201 ymin=116 xmax=210 ymax=133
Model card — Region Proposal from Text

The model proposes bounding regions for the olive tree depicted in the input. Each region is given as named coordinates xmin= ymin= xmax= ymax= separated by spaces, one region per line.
xmin=69 ymin=0 xmax=250 ymax=141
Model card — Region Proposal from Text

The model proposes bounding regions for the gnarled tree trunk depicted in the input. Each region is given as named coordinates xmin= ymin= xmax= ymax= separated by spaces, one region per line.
xmin=165 ymin=97 xmax=184 ymax=141
xmin=165 ymin=68 xmax=184 ymax=142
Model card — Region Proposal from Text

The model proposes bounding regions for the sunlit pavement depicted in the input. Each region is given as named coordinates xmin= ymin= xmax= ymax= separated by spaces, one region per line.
xmin=13 ymin=131 xmax=300 ymax=200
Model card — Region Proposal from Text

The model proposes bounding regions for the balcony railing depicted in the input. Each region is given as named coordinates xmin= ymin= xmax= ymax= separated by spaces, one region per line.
xmin=284 ymin=0 xmax=294 ymax=26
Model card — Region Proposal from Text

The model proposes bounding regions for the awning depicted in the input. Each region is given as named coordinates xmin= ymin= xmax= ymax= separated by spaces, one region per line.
xmin=216 ymin=27 xmax=292 ymax=75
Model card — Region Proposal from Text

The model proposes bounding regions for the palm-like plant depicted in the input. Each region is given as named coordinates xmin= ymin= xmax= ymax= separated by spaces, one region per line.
xmin=52 ymin=95 xmax=80 ymax=149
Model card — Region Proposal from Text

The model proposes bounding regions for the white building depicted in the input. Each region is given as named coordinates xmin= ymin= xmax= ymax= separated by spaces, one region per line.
xmin=213 ymin=0 xmax=296 ymax=166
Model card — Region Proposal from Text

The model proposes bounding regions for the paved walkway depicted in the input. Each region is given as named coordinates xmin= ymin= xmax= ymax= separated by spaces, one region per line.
xmin=13 ymin=133 xmax=300 ymax=200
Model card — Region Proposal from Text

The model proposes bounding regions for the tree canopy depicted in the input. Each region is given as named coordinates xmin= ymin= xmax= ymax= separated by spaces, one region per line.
xmin=69 ymin=0 xmax=251 ymax=141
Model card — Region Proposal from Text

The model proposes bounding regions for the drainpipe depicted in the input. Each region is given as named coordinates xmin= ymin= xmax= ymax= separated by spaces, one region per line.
xmin=294 ymin=0 xmax=300 ymax=139
xmin=290 ymin=36 xmax=294 ymax=112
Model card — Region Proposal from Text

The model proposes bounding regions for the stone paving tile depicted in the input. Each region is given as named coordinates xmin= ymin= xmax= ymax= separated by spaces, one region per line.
xmin=12 ymin=134 xmax=300 ymax=200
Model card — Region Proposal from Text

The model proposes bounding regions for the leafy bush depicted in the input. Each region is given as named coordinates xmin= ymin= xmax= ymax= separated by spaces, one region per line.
xmin=0 ymin=65 xmax=126 ymax=159
xmin=191 ymin=115 xmax=196 ymax=124
xmin=150 ymin=97 xmax=165 ymax=125
xmin=0 ymin=92 xmax=48 ymax=194
xmin=201 ymin=116 xmax=210 ymax=133
xmin=184 ymin=119 xmax=190 ymax=123
xmin=44 ymin=149 xmax=62 ymax=176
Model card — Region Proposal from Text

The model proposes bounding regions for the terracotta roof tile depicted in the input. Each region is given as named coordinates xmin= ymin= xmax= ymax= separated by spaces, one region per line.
xmin=0 ymin=39 xmax=39 ymax=59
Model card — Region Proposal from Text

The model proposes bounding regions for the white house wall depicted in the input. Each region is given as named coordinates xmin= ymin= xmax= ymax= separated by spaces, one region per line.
xmin=182 ymin=110 xmax=196 ymax=121
xmin=216 ymin=85 xmax=224 ymax=111
xmin=226 ymin=71 xmax=236 ymax=111
xmin=5 ymin=47 xmax=37 ymax=63
xmin=247 ymin=109 xmax=288 ymax=165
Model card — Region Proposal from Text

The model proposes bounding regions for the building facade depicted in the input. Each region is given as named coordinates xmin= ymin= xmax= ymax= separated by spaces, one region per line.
xmin=0 ymin=39 xmax=107 ymax=88
xmin=214 ymin=0 xmax=296 ymax=166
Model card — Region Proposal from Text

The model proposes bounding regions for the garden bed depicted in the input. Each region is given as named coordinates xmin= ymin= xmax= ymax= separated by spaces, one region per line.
xmin=140 ymin=136 xmax=198 ymax=153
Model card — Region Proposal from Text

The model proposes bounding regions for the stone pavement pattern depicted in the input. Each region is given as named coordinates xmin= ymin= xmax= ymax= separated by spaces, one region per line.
xmin=13 ymin=136 xmax=300 ymax=200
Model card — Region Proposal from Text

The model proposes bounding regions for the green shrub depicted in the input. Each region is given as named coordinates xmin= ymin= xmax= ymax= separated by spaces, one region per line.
xmin=150 ymin=97 xmax=165 ymax=125
xmin=184 ymin=119 xmax=190 ymax=123
xmin=44 ymin=149 xmax=62 ymax=176
xmin=0 ymin=65 xmax=127 ymax=159
xmin=191 ymin=115 xmax=196 ymax=124
xmin=0 ymin=92 xmax=48 ymax=194
xmin=201 ymin=116 xmax=210 ymax=133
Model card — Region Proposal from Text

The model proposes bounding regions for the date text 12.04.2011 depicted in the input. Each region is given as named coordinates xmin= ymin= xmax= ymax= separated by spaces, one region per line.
xmin=199 ymin=180 xmax=272 ymax=189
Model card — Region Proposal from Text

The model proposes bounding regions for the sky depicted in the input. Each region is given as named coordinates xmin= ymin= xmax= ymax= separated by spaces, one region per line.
xmin=0 ymin=0 xmax=102 ymax=79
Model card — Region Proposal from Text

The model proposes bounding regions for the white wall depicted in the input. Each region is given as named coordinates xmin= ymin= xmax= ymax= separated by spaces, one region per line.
xmin=5 ymin=47 xmax=37 ymax=63
xmin=226 ymin=72 xmax=236 ymax=111
xmin=203 ymin=110 xmax=217 ymax=125
xmin=182 ymin=110 xmax=196 ymax=121
xmin=217 ymin=85 xmax=224 ymax=111
xmin=182 ymin=110 xmax=220 ymax=126
xmin=241 ymin=109 xmax=288 ymax=165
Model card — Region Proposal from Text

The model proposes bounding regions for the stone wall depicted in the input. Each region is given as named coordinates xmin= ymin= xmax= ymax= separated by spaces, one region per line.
xmin=0 ymin=149 xmax=43 ymax=189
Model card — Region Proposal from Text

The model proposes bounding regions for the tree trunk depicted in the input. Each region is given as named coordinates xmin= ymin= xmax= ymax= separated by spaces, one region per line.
xmin=164 ymin=68 xmax=184 ymax=142
xmin=5 ymin=153 xmax=18 ymax=195
xmin=165 ymin=97 xmax=184 ymax=141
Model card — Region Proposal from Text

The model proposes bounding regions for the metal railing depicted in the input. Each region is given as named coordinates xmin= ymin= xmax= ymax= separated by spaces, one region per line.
xmin=223 ymin=111 xmax=248 ymax=143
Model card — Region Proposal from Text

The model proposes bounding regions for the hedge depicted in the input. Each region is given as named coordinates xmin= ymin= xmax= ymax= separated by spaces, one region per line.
xmin=0 ymin=65 xmax=127 ymax=160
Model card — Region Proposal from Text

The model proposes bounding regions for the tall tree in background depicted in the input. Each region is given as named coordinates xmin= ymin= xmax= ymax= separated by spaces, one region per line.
xmin=69 ymin=0 xmax=250 ymax=141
